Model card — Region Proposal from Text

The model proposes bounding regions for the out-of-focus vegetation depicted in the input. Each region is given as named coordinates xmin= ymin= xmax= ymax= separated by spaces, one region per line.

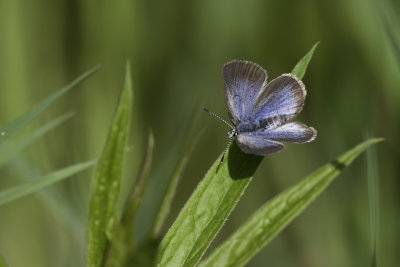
xmin=0 ymin=0 xmax=398 ymax=266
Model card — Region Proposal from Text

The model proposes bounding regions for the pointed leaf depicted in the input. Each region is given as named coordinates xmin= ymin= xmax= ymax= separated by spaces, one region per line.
xmin=199 ymin=138 xmax=383 ymax=267
xmin=0 ymin=160 xmax=96 ymax=207
xmin=0 ymin=65 xmax=101 ymax=145
xmin=152 ymin=130 xmax=201 ymax=238
xmin=86 ymin=62 xmax=133 ymax=267
xmin=103 ymin=130 xmax=155 ymax=267
xmin=0 ymin=112 xmax=74 ymax=167
xmin=291 ymin=42 xmax=319 ymax=79
xmin=155 ymin=143 xmax=262 ymax=267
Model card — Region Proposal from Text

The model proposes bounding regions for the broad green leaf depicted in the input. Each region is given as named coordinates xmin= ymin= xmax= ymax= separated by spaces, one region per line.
xmin=155 ymin=142 xmax=262 ymax=267
xmin=86 ymin=62 xmax=133 ymax=267
xmin=104 ymin=130 xmax=155 ymax=267
xmin=0 ymin=65 xmax=101 ymax=145
xmin=156 ymin=44 xmax=318 ymax=267
xmin=0 ymin=112 xmax=74 ymax=167
xmin=152 ymin=129 xmax=202 ymax=238
xmin=199 ymin=138 xmax=383 ymax=267
xmin=291 ymin=42 xmax=319 ymax=79
xmin=0 ymin=160 xmax=96 ymax=207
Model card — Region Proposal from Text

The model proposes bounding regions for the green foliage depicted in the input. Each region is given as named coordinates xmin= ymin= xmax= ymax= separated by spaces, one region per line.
xmin=199 ymin=138 xmax=383 ymax=267
xmin=291 ymin=42 xmax=319 ymax=80
xmin=156 ymin=142 xmax=262 ymax=266
xmin=0 ymin=65 xmax=101 ymax=145
xmin=0 ymin=160 xmax=96 ymax=207
xmin=85 ymin=62 xmax=133 ymax=267
xmin=0 ymin=112 xmax=74 ymax=167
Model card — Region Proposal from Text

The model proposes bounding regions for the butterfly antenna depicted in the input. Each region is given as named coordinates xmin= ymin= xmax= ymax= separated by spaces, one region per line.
xmin=202 ymin=107 xmax=233 ymax=129
xmin=220 ymin=137 xmax=233 ymax=163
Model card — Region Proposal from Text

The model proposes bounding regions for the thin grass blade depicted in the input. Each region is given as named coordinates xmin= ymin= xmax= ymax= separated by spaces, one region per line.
xmin=199 ymin=138 xmax=383 ymax=267
xmin=291 ymin=42 xmax=319 ymax=79
xmin=85 ymin=62 xmax=132 ymax=267
xmin=0 ymin=160 xmax=96 ymax=207
xmin=155 ymin=44 xmax=319 ymax=267
xmin=103 ymin=130 xmax=155 ymax=267
xmin=0 ymin=112 xmax=74 ymax=167
xmin=152 ymin=130 xmax=201 ymax=238
xmin=0 ymin=65 xmax=101 ymax=145
xmin=367 ymin=135 xmax=380 ymax=267
xmin=155 ymin=142 xmax=262 ymax=267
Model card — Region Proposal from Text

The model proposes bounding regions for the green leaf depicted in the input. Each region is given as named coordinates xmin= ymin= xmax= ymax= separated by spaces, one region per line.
xmin=0 ymin=160 xmax=96 ymax=207
xmin=103 ymin=130 xmax=155 ymax=267
xmin=155 ymin=142 xmax=262 ymax=267
xmin=0 ymin=112 xmax=74 ymax=168
xmin=152 ymin=130 xmax=201 ymax=238
xmin=86 ymin=61 xmax=133 ymax=267
xmin=199 ymin=138 xmax=383 ymax=267
xmin=291 ymin=42 xmax=319 ymax=79
xmin=155 ymin=45 xmax=319 ymax=267
xmin=0 ymin=65 xmax=101 ymax=146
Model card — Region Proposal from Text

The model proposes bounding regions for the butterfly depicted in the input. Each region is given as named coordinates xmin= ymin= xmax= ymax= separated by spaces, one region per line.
xmin=204 ymin=60 xmax=316 ymax=161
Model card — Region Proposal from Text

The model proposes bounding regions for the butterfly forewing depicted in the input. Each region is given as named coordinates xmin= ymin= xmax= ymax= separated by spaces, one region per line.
xmin=223 ymin=60 xmax=267 ymax=124
xmin=253 ymin=74 xmax=306 ymax=123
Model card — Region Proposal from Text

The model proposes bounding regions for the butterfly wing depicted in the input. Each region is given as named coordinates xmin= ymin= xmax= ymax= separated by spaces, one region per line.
xmin=236 ymin=132 xmax=285 ymax=155
xmin=253 ymin=74 xmax=306 ymax=124
xmin=261 ymin=122 xmax=316 ymax=143
xmin=236 ymin=122 xmax=316 ymax=156
xmin=223 ymin=60 xmax=268 ymax=125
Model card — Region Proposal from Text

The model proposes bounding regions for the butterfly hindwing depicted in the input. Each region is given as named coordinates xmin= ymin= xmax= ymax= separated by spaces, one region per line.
xmin=259 ymin=122 xmax=317 ymax=143
xmin=236 ymin=132 xmax=285 ymax=155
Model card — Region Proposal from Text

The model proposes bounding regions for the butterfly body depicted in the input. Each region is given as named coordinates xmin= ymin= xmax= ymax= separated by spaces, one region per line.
xmin=222 ymin=60 xmax=316 ymax=156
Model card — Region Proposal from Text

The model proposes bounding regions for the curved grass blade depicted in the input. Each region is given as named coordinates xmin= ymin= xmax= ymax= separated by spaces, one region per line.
xmin=367 ymin=136 xmax=380 ymax=267
xmin=103 ymin=130 xmax=155 ymax=267
xmin=199 ymin=138 xmax=383 ymax=267
xmin=0 ymin=112 xmax=74 ymax=167
xmin=155 ymin=143 xmax=262 ymax=267
xmin=291 ymin=42 xmax=319 ymax=79
xmin=0 ymin=160 xmax=96 ymax=207
xmin=156 ymin=44 xmax=319 ymax=267
xmin=0 ymin=65 xmax=101 ymax=145
xmin=152 ymin=129 xmax=202 ymax=239
xmin=85 ymin=62 xmax=132 ymax=267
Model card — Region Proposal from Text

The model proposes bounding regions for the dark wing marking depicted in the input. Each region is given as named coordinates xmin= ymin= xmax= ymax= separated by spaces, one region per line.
xmin=223 ymin=60 xmax=267 ymax=124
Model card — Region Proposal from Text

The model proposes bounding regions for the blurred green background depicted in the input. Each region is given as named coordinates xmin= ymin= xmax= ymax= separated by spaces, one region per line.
xmin=0 ymin=0 xmax=399 ymax=266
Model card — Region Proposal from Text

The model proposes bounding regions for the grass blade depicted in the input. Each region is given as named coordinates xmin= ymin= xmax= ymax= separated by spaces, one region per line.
xmin=155 ymin=142 xmax=262 ymax=267
xmin=103 ymin=130 xmax=155 ymax=267
xmin=291 ymin=42 xmax=319 ymax=79
xmin=367 ymin=136 xmax=380 ymax=267
xmin=0 ymin=160 xmax=96 ymax=207
xmin=0 ymin=112 xmax=74 ymax=167
xmin=156 ymin=44 xmax=319 ymax=267
xmin=199 ymin=138 xmax=383 ymax=267
xmin=85 ymin=62 xmax=132 ymax=267
xmin=0 ymin=65 xmax=101 ymax=145
xmin=152 ymin=130 xmax=201 ymax=238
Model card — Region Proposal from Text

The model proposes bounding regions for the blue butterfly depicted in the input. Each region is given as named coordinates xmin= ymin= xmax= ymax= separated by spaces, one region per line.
xmin=205 ymin=60 xmax=316 ymax=161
